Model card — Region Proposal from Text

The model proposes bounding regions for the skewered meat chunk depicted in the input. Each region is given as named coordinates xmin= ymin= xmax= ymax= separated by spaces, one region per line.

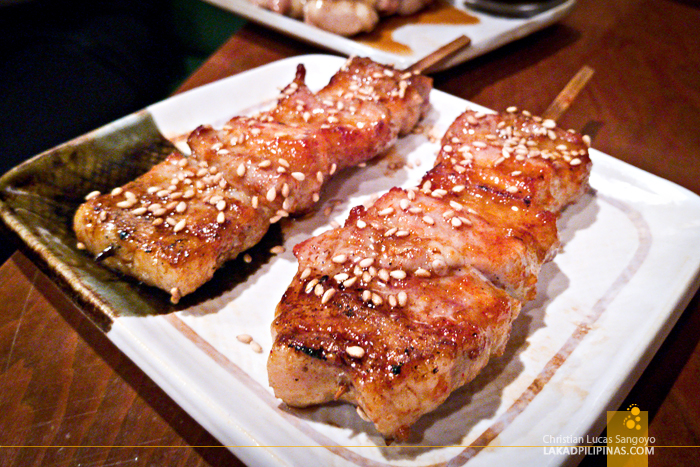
xmin=251 ymin=0 xmax=436 ymax=37
xmin=73 ymin=58 xmax=432 ymax=303
xmin=268 ymin=107 xmax=592 ymax=440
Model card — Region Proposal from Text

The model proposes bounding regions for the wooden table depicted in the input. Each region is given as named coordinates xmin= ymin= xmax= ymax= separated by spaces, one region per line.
xmin=1 ymin=0 xmax=699 ymax=465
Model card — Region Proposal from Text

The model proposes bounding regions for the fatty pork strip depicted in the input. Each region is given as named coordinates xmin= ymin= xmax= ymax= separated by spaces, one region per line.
xmin=268 ymin=107 xmax=592 ymax=440
xmin=73 ymin=58 xmax=432 ymax=303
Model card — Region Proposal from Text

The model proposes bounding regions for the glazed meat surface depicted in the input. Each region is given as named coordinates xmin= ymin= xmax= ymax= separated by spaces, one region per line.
xmin=73 ymin=58 xmax=432 ymax=303
xmin=268 ymin=108 xmax=592 ymax=439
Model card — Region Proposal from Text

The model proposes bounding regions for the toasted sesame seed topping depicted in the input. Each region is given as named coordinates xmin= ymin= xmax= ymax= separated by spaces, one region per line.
xmin=216 ymin=211 xmax=225 ymax=224
xmin=237 ymin=163 xmax=246 ymax=176
xmin=332 ymin=254 xmax=348 ymax=264
xmin=570 ymin=157 xmax=582 ymax=166
xmin=346 ymin=345 xmax=365 ymax=358
xmin=132 ymin=207 xmax=148 ymax=215
xmin=321 ymin=288 xmax=336 ymax=304
xmin=343 ymin=276 xmax=358 ymax=288
xmin=390 ymin=270 xmax=406 ymax=280
xmin=266 ymin=187 xmax=277 ymax=202
xmin=362 ymin=290 xmax=372 ymax=301
xmin=291 ymin=172 xmax=305 ymax=181
xmin=270 ymin=245 xmax=285 ymax=254
xmin=359 ymin=257 xmax=374 ymax=268
xmin=250 ymin=341 xmax=263 ymax=353
xmin=356 ymin=219 xmax=367 ymax=229
xmin=542 ymin=119 xmax=557 ymax=129
xmin=378 ymin=269 xmax=390 ymax=282
xmin=422 ymin=215 xmax=435 ymax=225
xmin=170 ymin=287 xmax=181 ymax=304
xmin=378 ymin=207 xmax=394 ymax=216
xmin=173 ymin=219 xmax=187 ymax=233
xmin=111 ymin=187 xmax=123 ymax=196
xmin=237 ymin=334 xmax=253 ymax=344
xmin=116 ymin=199 xmax=136 ymax=209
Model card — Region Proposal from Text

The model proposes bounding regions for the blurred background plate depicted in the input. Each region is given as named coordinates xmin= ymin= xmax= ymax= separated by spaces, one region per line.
xmin=202 ymin=0 xmax=576 ymax=70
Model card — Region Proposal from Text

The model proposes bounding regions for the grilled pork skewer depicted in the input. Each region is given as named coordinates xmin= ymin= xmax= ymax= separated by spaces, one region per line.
xmin=268 ymin=107 xmax=592 ymax=440
xmin=73 ymin=57 xmax=432 ymax=303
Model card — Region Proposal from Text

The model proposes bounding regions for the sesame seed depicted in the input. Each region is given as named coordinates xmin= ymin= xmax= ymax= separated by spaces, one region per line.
xmin=252 ymin=196 xmax=259 ymax=208
xmin=300 ymin=267 xmax=312 ymax=280
xmin=570 ymin=158 xmax=582 ymax=166
xmin=152 ymin=218 xmax=163 ymax=226
xmin=422 ymin=215 xmax=435 ymax=225
xmin=378 ymin=269 xmax=390 ymax=282
xmin=270 ymin=245 xmax=285 ymax=255
xmin=449 ymin=200 xmax=463 ymax=211
xmin=332 ymin=254 xmax=348 ymax=264
xmin=330 ymin=163 xmax=337 ymax=175
xmin=343 ymin=276 xmax=358 ymax=288
xmin=346 ymin=345 xmax=365 ymax=358
xmin=472 ymin=141 xmax=487 ymax=148
xmin=384 ymin=227 xmax=398 ymax=237
xmin=390 ymin=270 xmax=406 ymax=280
xmin=452 ymin=185 xmax=465 ymax=193
xmin=305 ymin=279 xmax=319 ymax=294
xmin=237 ymin=163 xmax=246 ymax=176
xmin=359 ymin=257 xmax=374 ymax=268
xmin=278 ymin=158 xmax=289 ymax=168
xmin=111 ymin=187 xmax=123 ymax=196
xmin=259 ymin=160 xmax=271 ymax=168
xmin=173 ymin=219 xmax=186 ymax=233
xmin=334 ymin=272 xmax=350 ymax=282
xmin=132 ymin=207 xmax=148 ymax=215
xmin=321 ymin=288 xmax=336 ymax=304
xmin=316 ymin=171 xmax=324 ymax=183
xmin=397 ymin=291 xmax=408 ymax=307
xmin=237 ymin=334 xmax=253 ymax=344
xmin=388 ymin=294 xmax=398 ymax=307
xmin=174 ymin=201 xmax=186 ymax=213
xmin=506 ymin=106 xmax=517 ymax=113
xmin=542 ymin=119 xmax=557 ymax=129
xmin=243 ymin=253 xmax=252 ymax=263
xmin=399 ymin=198 xmax=410 ymax=210
xmin=583 ymin=135 xmax=591 ymax=146
xmin=362 ymin=290 xmax=372 ymax=301
xmin=170 ymin=287 xmax=181 ymax=304
xmin=250 ymin=342 xmax=263 ymax=353
xmin=266 ymin=187 xmax=277 ymax=202
xmin=116 ymin=199 xmax=136 ymax=209
xmin=451 ymin=217 xmax=463 ymax=227
xmin=314 ymin=284 xmax=324 ymax=296
xmin=506 ymin=186 xmax=519 ymax=193
xmin=371 ymin=293 xmax=383 ymax=306
xmin=291 ymin=172 xmax=305 ymax=181
xmin=217 ymin=212 xmax=225 ymax=224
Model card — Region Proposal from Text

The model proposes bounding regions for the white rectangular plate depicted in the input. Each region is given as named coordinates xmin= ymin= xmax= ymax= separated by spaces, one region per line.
xmin=202 ymin=0 xmax=576 ymax=70
xmin=41 ymin=55 xmax=700 ymax=466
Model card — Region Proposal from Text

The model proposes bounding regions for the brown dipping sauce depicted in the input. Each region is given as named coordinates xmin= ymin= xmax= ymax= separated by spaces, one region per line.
xmin=355 ymin=0 xmax=479 ymax=55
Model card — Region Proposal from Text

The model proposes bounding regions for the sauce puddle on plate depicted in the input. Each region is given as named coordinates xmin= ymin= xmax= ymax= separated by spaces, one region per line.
xmin=355 ymin=0 xmax=479 ymax=55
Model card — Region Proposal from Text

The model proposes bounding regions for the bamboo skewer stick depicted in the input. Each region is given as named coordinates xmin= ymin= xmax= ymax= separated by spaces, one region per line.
xmin=405 ymin=35 xmax=472 ymax=74
xmin=542 ymin=65 xmax=595 ymax=121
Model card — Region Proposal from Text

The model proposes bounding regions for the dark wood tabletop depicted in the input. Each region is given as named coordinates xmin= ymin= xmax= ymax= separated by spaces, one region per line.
xmin=1 ymin=0 xmax=699 ymax=465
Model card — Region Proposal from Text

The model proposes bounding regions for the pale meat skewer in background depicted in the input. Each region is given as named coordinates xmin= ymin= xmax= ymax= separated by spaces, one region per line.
xmin=268 ymin=66 xmax=594 ymax=440
xmin=73 ymin=38 xmax=471 ymax=304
